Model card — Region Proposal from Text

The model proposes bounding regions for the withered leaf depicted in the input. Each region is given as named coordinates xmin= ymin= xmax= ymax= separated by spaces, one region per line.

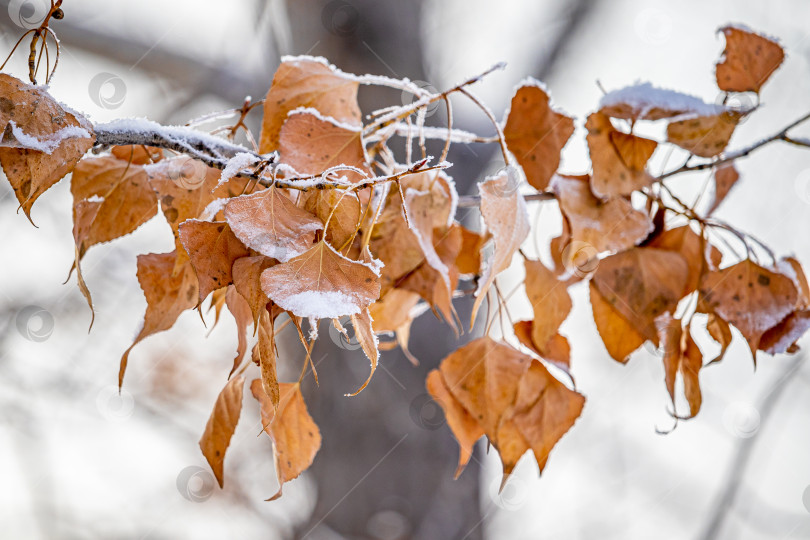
xmin=716 ymin=25 xmax=785 ymax=94
xmin=301 ymin=190 xmax=361 ymax=249
xmin=255 ymin=308 xmax=279 ymax=409
xmin=260 ymin=240 xmax=381 ymax=320
xmin=119 ymin=251 xmax=199 ymax=388
xmin=552 ymin=174 xmax=653 ymax=253
xmin=251 ymin=380 xmax=321 ymax=501
xmin=232 ymin=255 xmax=276 ymax=328
xmin=346 ymin=308 xmax=379 ymax=396
xmin=589 ymin=282 xmax=646 ymax=363
xmin=260 ymin=57 xmax=361 ymax=153
xmin=592 ymin=248 xmax=690 ymax=341
xmin=647 ymin=225 xmax=721 ymax=296
xmin=225 ymin=285 xmax=253 ymax=377
xmin=657 ymin=315 xmax=703 ymax=418
xmin=700 ymin=259 xmax=798 ymax=357
xmin=586 ymin=113 xmax=654 ymax=197
xmin=472 ymin=169 xmax=531 ymax=325
xmin=279 ymin=110 xmax=368 ymax=183
xmin=524 ymin=258 xmax=572 ymax=353
xmin=224 ymin=187 xmax=323 ymax=263
xmin=708 ymin=163 xmax=739 ymax=215
xmin=178 ymin=220 xmax=249 ymax=303
xmin=199 ymin=375 xmax=244 ymax=488
xmin=503 ymin=82 xmax=574 ymax=191
xmin=666 ymin=112 xmax=740 ymax=158
xmin=0 ymin=73 xmax=94 ymax=219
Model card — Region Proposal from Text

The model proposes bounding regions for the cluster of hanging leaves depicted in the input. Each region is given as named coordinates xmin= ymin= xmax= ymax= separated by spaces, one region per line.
xmin=2 ymin=22 xmax=807 ymax=497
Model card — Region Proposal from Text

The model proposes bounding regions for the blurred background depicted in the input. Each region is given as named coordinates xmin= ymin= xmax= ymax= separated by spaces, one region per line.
xmin=1 ymin=0 xmax=810 ymax=538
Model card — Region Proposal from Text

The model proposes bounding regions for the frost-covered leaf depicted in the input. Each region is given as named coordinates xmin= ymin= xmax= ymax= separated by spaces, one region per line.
xmin=279 ymin=109 xmax=369 ymax=183
xmin=598 ymin=82 xmax=727 ymax=121
xmin=472 ymin=168 xmax=531 ymax=325
xmin=224 ymin=186 xmax=323 ymax=262
xmin=301 ymin=190 xmax=361 ymax=249
xmin=700 ymin=259 xmax=798 ymax=357
xmin=345 ymin=308 xmax=379 ymax=396
xmin=260 ymin=56 xmax=361 ymax=153
xmin=666 ymin=112 xmax=741 ymax=158
xmin=0 ymin=73 xmax=94 ymax=219
xmin=503 ymin=81 xmax=574 ymax=192
xmin=260 ymin=240 xmax=381 ymax=320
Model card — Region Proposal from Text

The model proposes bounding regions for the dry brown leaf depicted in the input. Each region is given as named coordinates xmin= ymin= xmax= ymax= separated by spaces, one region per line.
xmin=301 ymin=190 xmax=361 ymax=249
xmin=589 ymin=282 xmax=646 ymax=363
xmin=708 ymin=163 xmax=739 ymax=215
xmin=524 ymin=258 xmax=572 ymax=352
xmin=279 ymin=110 xmax=369 ymax=183
xmin=586 ymin=113 xmax=654 ymax=197
xmin=225 ymin=285 xmax=253 ymax=377
xmin=119 ymin=251 xmax=199 ymax=388
xmin=598 ymin=83 xmax=722 ymax=122
xmin=110 ymin=145 xmax=162 ymax=164
xmin=456 ymin=225 xmax=487 ymax=275
xmin=759 ymin=310 xmax=810 ymax=355
xmin=439 ymin=337 xmax=530 ymax=436
xmin=346 ymin=308 xmax=379 ymax=395
xmin=700 ymin=259 xmax=798 ymax=357
xmin=369 ymin=288 xmax=420 ymax=334
xmin=705 ymin=313 xmax=733 ymax=364
xmin=0 ymin=74 xmax=94 ymax=219
xmin=224 ymin=187 xmax=323 ymax=263
xmin=716 ymin=25 xmax=785 ymax=94
xmin=255 ymin=308 xmax=280 ymax=409
xmin=513 ymin=321 xmax=571 ymax=372
xmin=647 ymin=225 xmax=721 ymax=296
xmin=232 ymin=255 xmax=276 ymax=328
xmin=199 ymin=375 xmax=244 ymax=488
xmin=259 ymin=57 xmax=361 ymax=153
xmin=147 ymin=156 xmax=248 ymax=270
xmin=178 ymin=220 xmax=249 ymax=303
xmin=657 ymin=315 xmax=703 ymax=417
xmin=592 ymin=248 xmax=690 ymax=341
xmin=552 ymin=174 xmax=653 ymax=253
xmin=260 ymin=240 xmax=381 ymax=320
xmin=472 ymin=169 xmax=531 ymax=325
xmin=425 ymin=370 xmax=484 ymax=477
xmin=784 ymin=257 xmax=810 ymax=309
xmin=509 ymin=361 xmax=585 ymax=473
xmin=251 ymin=380 xmax=321 ymax=501
xmin=71 ymin=155 xmax=157 ymax=258
xmin=666 ymin=112 xmax=740 ymax=158
xmin=503 ymin=82 xmax=574 ymax=191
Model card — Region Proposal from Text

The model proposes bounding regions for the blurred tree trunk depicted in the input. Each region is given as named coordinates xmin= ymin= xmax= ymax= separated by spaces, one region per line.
xmin=284 ymin=1 xmax=485 ymax=538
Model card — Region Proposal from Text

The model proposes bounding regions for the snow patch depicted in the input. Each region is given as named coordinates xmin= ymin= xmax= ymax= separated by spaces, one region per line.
xmin=599 ymin=82 xmax=726 ymax=118
xmin=6 ymin=121 xmax=91 ymax=154
xmin=277 ymin=290 xmax=361 ymax=320
xmin=218 ymin=152 xmax=260 ymax=187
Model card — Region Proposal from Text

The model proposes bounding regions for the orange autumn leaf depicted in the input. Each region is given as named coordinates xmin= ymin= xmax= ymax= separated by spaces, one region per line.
xmin=524 ymin=258 xmax=572 ymax=353
xmin=260 ymin=240 xmax=381 ymax=320
xmin=232 ymin=255 xmax=276 ymax=328
xmin=456 ymin=225 xmax=487 ymax=275
xmin=503 ymin=81 xmax=574 ymax=192
xmin=71 ymin=155 xmax=157 ymax=259
xmin=513 ymin=321 xmax=571 ymax=373
xmin=279 ymin=109 xmax=369 ymax=183
xmin=592 ymin=248 xmax=689 ymax=341
xmin=225 ymin=285 xmax=253 ymax=377
xmin=647 ymin=225 xmax=721 ymax=296
xmin=251 ymin=380 xmax=321 ymax=501
xmin=657 ymin=315 xmax=703 ymax=418
xmin=345 ymin=308 xmax=379 ymax=396
xmin=301 ymin=189 xmax=361 ymax=249
xmin=255 ymin=308 xmax=280 ymax=409
xmin=508 ymin=360 xmax=585 ymax=473
xmin=666 ymin=112 xmax=741 ymax=158
xmin=0 ymin=73 xmax=94 ymax=220
xmin=586 ymin=113 xmax=655 ymax=197
xmin=260 ymin=56 xmax=361 ymax=153
xmin=224 ymin=187 xmax=323 ymax=263
xmin=700 ymin=259 xmax=798 ymax=357
xmin=759 ymin=310 xmax=810 ymax=355
xmin=472 ymin=168 xmax=531 ymax=325
xmin=119 ymin=251 xmax=199 ymax=388
xmin=589 ymin=282 xmax=646 ymax=363
xmin=716 ymin=25 xmax=785 ymax=94
xmin=425 ymin=370 xmax=484 ymax=477
xmin=552 ymin=174 xmax=653 ymax=253
xmin=178 ymin=220 xmax=250 ymax=303
xmin=439 ymin=337 xmax=530 ymax=436
xmin=199 ymin=375 xmax=244 ymax=488
xmin=708 ymin=163 xmax=739 ymax=215
xmin=110 ymin=144 xmax=162 ymax=164
xmin=598 ymin=82 xmax=723 ymax=122
xmin=705 ymin=312 xmax=733 ymax=364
